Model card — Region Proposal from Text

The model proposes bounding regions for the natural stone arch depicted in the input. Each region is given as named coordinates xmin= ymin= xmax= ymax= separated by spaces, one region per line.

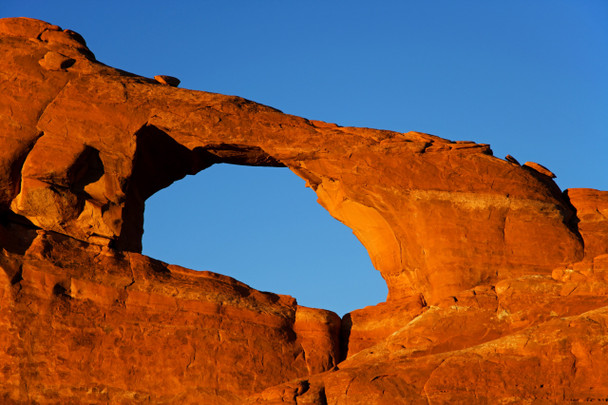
xmin=7 ymin=18 xmax=608 ymax=405
xmin=3 ymin=17 xmax=583 ymax=305
xmin=122 ymin=124 xmax=399 ymax=313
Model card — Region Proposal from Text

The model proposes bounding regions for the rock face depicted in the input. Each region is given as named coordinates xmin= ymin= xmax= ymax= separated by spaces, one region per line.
xmin=0 ymin=229 xmax=319 ymax=404
xmin=566 ymin=188 xmax=608 ymax=260
xmin=0 ymin=17 xmax=607 ymax=404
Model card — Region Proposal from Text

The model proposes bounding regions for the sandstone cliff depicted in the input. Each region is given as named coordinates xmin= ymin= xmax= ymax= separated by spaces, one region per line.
xmin=1 ymin=17 xmax=607 ymax=404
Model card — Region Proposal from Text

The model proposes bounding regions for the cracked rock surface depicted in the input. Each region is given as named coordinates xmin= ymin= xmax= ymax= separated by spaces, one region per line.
xmin=1 ymin=17 xmax=608 ymax=404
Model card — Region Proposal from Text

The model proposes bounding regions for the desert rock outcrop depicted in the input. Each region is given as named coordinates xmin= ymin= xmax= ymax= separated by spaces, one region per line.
xmin=0 ymin=17 xmax=584 ymax=303
xmin=1 ymin=17 xmax=607 ymax=404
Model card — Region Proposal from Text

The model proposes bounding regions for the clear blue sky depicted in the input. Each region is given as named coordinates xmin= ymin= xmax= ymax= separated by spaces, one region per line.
xmin=3 ymin=1 xmax=607 ymax=316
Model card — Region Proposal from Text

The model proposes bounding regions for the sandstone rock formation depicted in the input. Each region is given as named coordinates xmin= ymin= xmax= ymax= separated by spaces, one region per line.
xmin=0 ymin=17 xmax=607 ymax=404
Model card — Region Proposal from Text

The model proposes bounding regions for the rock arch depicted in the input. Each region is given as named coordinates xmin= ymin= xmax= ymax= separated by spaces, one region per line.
xmin=2 ymin=17 xmax=583 ymax=306
xmin=5 ymin=18 xmax=608 ymax=404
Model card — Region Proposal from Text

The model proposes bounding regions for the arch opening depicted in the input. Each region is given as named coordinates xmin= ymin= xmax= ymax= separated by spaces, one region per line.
xmin=141 ymin=163 xmax=388 ymax=316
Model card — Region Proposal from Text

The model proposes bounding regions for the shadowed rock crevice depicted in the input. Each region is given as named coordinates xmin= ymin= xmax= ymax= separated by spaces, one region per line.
xmin=201 ymin=143 xmax=286 ymax=167
xmin=339 ymin=313 xmax=353 ymax=363
xmin=0 ymin=212 xmax=39 ymax=255
xmin=69 ymin=146 xmax=104 ymax=196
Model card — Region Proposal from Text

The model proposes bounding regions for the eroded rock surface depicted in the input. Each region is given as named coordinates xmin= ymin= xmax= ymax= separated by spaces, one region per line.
xmin=1 ymin=17 xmax=608 ymax=404
xmin=0 ymin=224 xmax=348 ymax=404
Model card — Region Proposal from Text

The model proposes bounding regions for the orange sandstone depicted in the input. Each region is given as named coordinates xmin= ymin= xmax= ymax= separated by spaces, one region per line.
xmin=0 ymin=17 xmax=607 ymax=404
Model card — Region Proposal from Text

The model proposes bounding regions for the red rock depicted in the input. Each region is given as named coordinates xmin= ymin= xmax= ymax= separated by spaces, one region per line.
xmin=154 ymin=75 xmax=181 ymax=87
xmin=38 ymin=51 xmax=75 ymax=70
xmin=566 ymin=188 xmax=608 ymax=260
xmin=0 ymin=17 xmax=584 ymax=304
xmin=251 ymin=265 xmax=608 ymax=403
xmin=0 ymin=17 xmax=61 ymax=39
xmin=0 ymin=229 xmax=343 ymax=403
xmin=1 ymin=17 xmax=607 ymax=403
xmin=293 ymin=306 xmax=341 ymax=374
xmin=341 ymin=295 xmax=427 ymax=359
xmin=523 ymin=160 xmax=557 ymax=178
xmin=505 ymin=154 xmax=520 ymax=165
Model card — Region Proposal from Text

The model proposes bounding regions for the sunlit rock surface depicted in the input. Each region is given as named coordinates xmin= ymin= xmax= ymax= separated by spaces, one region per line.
xmin=1 ymin=17 xmax=607 ymax=404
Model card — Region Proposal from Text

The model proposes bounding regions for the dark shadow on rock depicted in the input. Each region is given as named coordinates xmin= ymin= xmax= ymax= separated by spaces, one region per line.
xmin=523 ymin=166 xmax=584 ymax=245
xmin=69 ymin=145 xmax=104 ymax=196
xmin=562 ymin=189 xmax=584 ymax=247
xmin=201 ymin=143 xmax=286 ymax=167
xmin=115 ymin=125 xmax=217 ymax=252
xmin=0 ymin=211 xmax=39 ymax=255
xmin=339 ymin=313 xmax=353 ymax=363
xmin=115 ymin=125 xmax=287 ymax=252
xmin=1 ymin=132 xmax=45 ymax=211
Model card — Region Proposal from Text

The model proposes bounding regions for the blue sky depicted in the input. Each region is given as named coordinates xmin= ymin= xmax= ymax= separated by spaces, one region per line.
xmin=3 ymin=1 xmax=607 ymax=316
